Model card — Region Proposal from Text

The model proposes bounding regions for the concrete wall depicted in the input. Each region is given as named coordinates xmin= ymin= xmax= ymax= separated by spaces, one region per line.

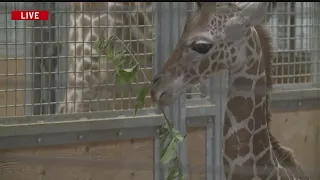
xmin=0 ymin=109 xmax=319 ymax=180
xmin=271 ymin=110 xmax=320 ymax=180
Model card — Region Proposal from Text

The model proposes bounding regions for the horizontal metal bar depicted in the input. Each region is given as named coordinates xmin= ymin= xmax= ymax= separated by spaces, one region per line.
xmin=0 ymin=116 xmax=211 ymax=149
xmin=272 ymin=88 xmax=320 ymax=101
xmin=0 ymin=115 xmax=165 ymax=137
xmin=0 ymin=127 xmax=157 ymax=150
xmin=271 ymin=88 xmax=320 ymax=112
xmin=271 ymin=98 xmax=320 ymax=112
xmin=0 ymin=108 xmax=160 ymax=125
xmin=0 ymin=100 xmax=216 ymax=125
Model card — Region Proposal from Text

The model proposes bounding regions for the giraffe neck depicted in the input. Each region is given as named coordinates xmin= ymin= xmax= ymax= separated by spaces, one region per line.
xmin=58 ymin=2 xmax=113 ymax=113
xmin=222 ymin=43 xmax=280 ymax=179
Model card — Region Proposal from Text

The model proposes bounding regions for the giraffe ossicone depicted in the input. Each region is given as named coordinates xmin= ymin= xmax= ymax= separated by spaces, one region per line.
xmin=151 ymin=2 xmax=309 ymax=180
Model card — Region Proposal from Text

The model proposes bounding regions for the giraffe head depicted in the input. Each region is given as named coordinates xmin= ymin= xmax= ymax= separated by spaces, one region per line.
xmin=151 ymin=2 xmax=271 ymax=106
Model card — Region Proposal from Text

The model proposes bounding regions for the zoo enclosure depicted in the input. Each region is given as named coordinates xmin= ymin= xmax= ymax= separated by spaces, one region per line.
xmin=0 ymin=2 xmax=320 ymax=180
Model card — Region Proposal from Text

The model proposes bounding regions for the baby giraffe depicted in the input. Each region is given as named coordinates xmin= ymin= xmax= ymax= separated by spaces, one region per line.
xmin=150 ymin=2 xmax=309 ymax=180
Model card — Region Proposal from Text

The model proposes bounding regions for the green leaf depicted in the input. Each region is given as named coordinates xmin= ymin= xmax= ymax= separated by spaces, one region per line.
xmin=172 ymin=129 xmax=185 ymax=143
xmin=160 ymin=139 xmax=177 ymax=164
xmin=166 ymin=164 xmax=180 ymax=180
xmin=113 ymin=54 xmax=127 ymax=66
xmin=159 ymin=131 xmax=170 ymax=147
xmin=167 ymin=169 xmax=179 ymax=180
xmin=161 ymin=121 xmax=173 ymax=130
xmin=134 ymin=86 xmax=149 ymax=116
xmin=115 ymin=64 xmax=139 ymax=84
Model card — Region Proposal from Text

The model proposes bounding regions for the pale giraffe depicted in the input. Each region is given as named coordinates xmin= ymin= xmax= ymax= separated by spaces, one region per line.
xmin=58 ymin=2 xmax=153 ymax=113
xmin=150 ymin=2 xmax=309 ymax=180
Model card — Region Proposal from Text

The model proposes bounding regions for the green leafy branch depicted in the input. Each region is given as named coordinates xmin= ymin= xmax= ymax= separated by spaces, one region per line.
xmin=95 ymin=31 xmax=185 ymax=180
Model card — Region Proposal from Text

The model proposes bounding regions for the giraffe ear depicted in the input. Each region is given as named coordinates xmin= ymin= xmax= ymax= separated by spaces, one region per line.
xmin=235 ymin=2 xmax=251 ymax=9
xmin=196 ymin=2 xmax=217 ymax=11
xmin=238 ymin=2 xmax=269 ymax=26
xmin=224 ymin=2 xmax=269 ymax=42
xmin=236 ymin=2 xmax=277 ymax=23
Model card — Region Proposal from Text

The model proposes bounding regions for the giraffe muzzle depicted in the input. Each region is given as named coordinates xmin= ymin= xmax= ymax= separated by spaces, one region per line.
xmin=150 ymin=87 xmax=175 ymax=106
xmin=150 ymin=73 xmax=183 ymax=106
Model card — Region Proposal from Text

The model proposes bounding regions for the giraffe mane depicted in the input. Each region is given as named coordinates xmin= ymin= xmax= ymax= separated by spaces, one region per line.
xmin=254 ymin=25 xmax=273 ymax=122
xmin=254 ymin=25 xmax=309 ymax=179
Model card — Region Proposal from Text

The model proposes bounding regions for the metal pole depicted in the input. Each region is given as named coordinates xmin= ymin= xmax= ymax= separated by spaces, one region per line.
xmin=154 ymin=2 xmax=189 ymax=179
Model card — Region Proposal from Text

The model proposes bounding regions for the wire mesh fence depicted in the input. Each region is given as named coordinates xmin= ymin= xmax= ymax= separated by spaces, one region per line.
xmin=268 ymin=2 xmax=319 ymax=86
xmin=0 ymin=2 xmax=319 ymax=118
xmin=0 ymin=2 xmax=155 ymax=117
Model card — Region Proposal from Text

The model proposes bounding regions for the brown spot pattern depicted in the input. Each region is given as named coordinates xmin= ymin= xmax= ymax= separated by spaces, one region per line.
xmin=76 ymin=46 xmax=83 ymax=56
xmin=230 ymin=47 xmax=235 ymax=54
xmin=223 ymin=114 xmax=232 ymax=136
xmin=225 ymin=128 xmax=251 ymax=160
xmin=232 ymin=77 xmax=253 ymax=92
xmin=231 ymin=56 xmax=237 ymax=63
xmin=252 ymin=128 xmax=269 ymax=156
xmin=227 ymin=96 xmax=254 ymax=122
xmin=211 ymin=51 xmax=219 ymax=60
xmin=219 ymin=51 xmax=225 ymax=59
xmin=256 ymin=149 xmax=274 ymax=178
xmin=70 ymin=93 xmax=78 ymax=101
xmin=232 ymin=158 xmax=255 ymax=180
xmin=199 ymin=60 xmax=210 ymax=74
xmin=253 ymin=104 xmax=267 ymax=130
xmin=82 ymin=61 xmax=92 ymax=71
xmin=246 ymin=46 xmax=253 ymax=57
xmin=254 ymin=77 xmax=267 ymax=103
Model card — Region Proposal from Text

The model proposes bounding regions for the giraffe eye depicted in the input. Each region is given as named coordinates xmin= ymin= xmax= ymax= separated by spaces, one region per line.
xmin=192 ymin=43 xmax=213 ymax=54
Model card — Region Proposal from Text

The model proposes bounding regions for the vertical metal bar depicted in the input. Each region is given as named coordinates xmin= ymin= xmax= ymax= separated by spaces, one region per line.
xmin=170 ymin=2 xmax=189 ymax=179
xmin=13 ymin=2 xmax=17 ymax=116
xmin=49 ymin=2 xmax=57 ymax=114
xmin=204 ymin=3 xmax=224 ymax=178
xmin=5 ymin=2 xmax=9 ymax=116
xmin=32 ymin=2 xmax=41 ymax=115
xmin=207 ymin=49 xmax=226 ymax=179
xmin=153 ymin=2 xmax=165 ymax=75
xmin=154 ymin=2 xmax=166 ymax=179
xmin=24 ymin=2 xmax=33 ymax=116
xmin=206 ymin=117 xmax=214 ymax=180
xmin=184 ymin=2 xmax=194 ymax=100
xmin=154 ymin=133 xmax=165 ymax=180
xmin=55 ymin=2 xmax=61 ymax=112
xmin=154 ymin=2 xmax=188 ymax=179
xmin=312 ymin=2 xmax=320 ymax=87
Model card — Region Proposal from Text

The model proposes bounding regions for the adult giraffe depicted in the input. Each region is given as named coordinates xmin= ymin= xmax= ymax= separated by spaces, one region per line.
xmin=150 ymin=2 xmax=309 ymax=180
xmin=58 ymin=2 xmax=153 ymax=113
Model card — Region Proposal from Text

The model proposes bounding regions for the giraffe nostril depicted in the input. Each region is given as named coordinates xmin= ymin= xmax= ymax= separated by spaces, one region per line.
xmin=159 ymin=92 xmax=166 ymax=100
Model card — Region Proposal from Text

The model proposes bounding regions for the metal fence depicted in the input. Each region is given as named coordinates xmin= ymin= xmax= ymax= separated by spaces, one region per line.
xmin=0 ymin=2 xmax=319 ymax=180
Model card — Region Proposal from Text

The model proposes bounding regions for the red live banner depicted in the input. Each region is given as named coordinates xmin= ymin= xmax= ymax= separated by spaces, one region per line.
xmin=11 ymin=10 xmax=49 ymax=20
